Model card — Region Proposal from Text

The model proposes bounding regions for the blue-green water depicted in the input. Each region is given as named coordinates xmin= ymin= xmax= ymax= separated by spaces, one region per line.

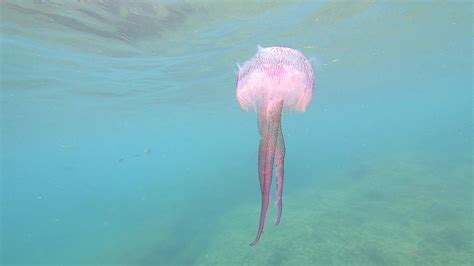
xmin=1 ymin=1 xmax=472 ymax=265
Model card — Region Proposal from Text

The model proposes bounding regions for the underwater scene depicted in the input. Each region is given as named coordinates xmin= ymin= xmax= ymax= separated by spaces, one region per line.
xmin=1 ymin=1 xmax=472 ymax=265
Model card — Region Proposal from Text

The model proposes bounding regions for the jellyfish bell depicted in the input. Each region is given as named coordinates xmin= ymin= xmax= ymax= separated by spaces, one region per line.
xmin=236 ymin=46 xmax=315 ymax=246
xmin=237 ymin=46 xmax=314 ymax=113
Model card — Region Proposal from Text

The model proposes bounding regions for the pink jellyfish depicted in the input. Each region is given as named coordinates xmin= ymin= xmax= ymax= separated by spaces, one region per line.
xmin=236 ymin=46 xmax=314 ymax=246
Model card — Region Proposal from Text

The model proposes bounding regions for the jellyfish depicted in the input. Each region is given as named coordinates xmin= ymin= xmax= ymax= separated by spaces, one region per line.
xmin=236 ymin=46 xmax=314 ymax=246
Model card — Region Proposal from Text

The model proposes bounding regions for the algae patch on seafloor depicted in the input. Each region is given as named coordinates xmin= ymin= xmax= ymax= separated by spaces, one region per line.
xmin=196 ymin=152 xmax=472 ymax=265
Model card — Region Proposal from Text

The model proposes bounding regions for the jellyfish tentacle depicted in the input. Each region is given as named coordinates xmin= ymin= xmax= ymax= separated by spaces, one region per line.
xmin=250 ymin=99 xmax=283 ymax=246
xmin=274 ymin=122 xmax=285 ymax=226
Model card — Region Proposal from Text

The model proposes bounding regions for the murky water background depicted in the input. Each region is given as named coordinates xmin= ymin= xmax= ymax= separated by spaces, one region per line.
xmin=1 ymin=1 xmax=472 ymax=265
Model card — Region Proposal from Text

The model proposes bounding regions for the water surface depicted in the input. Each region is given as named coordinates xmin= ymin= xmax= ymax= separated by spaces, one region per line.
xmin=1 ymin=1 xmax=472 ymax=265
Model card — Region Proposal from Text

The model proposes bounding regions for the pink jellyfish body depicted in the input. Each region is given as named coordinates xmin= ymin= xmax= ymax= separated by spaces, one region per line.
xmin=236 ymin=46 xmax=314 ymax=246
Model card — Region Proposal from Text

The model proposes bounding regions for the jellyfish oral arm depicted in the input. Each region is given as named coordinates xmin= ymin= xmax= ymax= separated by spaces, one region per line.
xmin=274 ymin=118 xmax=285 ymax=226
xmin=250 ymin=99 xmax=284 ymax=246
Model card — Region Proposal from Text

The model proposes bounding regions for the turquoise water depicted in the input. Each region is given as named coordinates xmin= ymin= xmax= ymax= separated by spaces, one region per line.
xmin=1 ymin=1 xmax=472 ymax=265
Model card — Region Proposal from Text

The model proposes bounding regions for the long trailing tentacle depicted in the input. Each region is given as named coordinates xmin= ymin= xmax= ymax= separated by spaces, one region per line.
xmin=274 ymin=121 xmax=285 ymax=225
xmin=250 ymin=100 xmax=283 ymax=246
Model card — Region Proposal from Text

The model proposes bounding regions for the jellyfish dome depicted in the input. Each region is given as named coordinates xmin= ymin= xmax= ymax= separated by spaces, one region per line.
xmin=236 ymin=46 xmax=314 ymax=113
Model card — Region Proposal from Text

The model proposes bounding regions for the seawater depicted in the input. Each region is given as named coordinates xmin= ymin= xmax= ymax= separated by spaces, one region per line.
xmin=1 ymin=1 xmax=472 ymax=265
